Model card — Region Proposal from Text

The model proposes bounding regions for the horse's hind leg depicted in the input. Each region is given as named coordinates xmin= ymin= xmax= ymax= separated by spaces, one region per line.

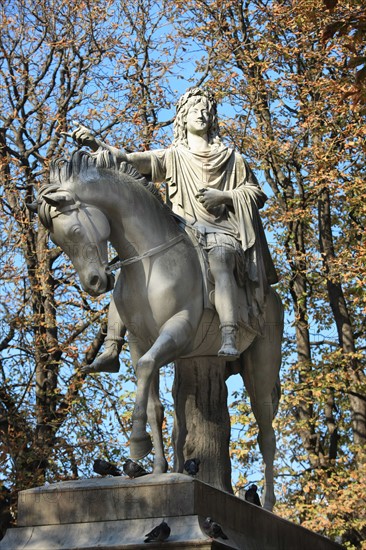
xmin=130 ymin=313 xmax=194 ymax=461
xmin=241 ymin=355 xmax=278 ymax=510
xmin=241 ymin=311 xmax=282 ymax=511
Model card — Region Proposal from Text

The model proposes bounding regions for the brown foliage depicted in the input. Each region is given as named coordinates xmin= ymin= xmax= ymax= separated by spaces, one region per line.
xmin=321 ymin=1 xmax=366 ymax=107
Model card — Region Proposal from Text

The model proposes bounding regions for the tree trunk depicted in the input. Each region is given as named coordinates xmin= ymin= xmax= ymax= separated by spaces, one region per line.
xmin=318 ymin=188 xmax=366 ymax=448
xmin=172 ymin=357 xmax=232 ymax=493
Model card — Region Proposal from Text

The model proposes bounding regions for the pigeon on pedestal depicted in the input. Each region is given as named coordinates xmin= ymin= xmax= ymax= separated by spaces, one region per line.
xmin=123 ymin=459 xmax=148 ymax=478
xmin=184 ymin=458 xmax=200 ymax=476
xmin=144 ymin=520 xmax=171 ymax=543
xmin=244 ymin=484 xmax=262 ymax=507
xmin=202 ymin=517 xmax=228 ymax=540
xmin=93 ymin=458 xmax=121 ymax=477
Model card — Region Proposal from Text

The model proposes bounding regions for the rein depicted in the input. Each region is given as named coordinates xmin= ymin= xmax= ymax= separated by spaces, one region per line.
xmin=45 ymin=191 xmax=185 ymax=273
xmin=107 ymin=234 xmax=185 ymax=272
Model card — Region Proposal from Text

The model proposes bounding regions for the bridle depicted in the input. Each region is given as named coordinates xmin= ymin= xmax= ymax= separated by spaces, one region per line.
xmin=49 ymin=196 xmax=185 ymax=273
xmin=50 ymin=199 xmax=109 ymax=269
xmin=106 ymin=234 xmax=184 ymax=273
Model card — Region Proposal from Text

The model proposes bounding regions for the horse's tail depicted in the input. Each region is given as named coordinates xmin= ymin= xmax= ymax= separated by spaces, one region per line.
xmin=271 ymin=375 xmax=281 ymax=419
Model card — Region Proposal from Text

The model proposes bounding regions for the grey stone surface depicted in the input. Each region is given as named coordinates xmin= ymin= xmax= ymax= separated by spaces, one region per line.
xmin=0 ymin=474 xmax=343 ymax=550
xmin=17 ymin=475 xmax=194 ymax=527
xmin=0 ymin=516 xmax=226 ymax=549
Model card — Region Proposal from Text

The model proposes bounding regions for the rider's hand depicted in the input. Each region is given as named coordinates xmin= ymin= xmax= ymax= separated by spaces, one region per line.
xmin=196 ymin=188 xmax=226 ymax=210
xmin=71 ymin=123 xmax=100 ymax=151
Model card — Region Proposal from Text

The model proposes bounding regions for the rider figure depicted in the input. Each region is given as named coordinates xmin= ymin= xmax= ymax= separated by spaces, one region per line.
xmin=73 ymin=87 xmax=278 ymax=368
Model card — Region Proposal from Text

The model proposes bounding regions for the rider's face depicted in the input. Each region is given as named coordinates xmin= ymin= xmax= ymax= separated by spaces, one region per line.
xmin=186 ymin=100 xmax=210 ymax=137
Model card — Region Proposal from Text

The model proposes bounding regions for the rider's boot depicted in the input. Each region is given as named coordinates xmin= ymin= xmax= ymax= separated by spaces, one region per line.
xmin=218 ymin=323 xmax=240 ymax=360
xmin=84 ymin=335 xmax=124 ymax=373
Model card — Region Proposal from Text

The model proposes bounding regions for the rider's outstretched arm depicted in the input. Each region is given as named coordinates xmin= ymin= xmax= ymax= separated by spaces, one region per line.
xmin=125 ymin=152 xmax=153 ymax=178
xmin=71 ymin=123 xmax=152 ymax=175
xmin=71 ymin=123 xmax=127 ymax=165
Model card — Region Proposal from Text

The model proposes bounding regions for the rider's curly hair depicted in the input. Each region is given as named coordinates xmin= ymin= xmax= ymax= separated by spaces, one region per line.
xmin=173 ymin=87 xmax=221 ymax=148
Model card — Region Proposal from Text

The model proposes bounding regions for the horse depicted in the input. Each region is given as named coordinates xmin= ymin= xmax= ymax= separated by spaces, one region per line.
xmin=31 ymin=148 xmax=283 ymax=510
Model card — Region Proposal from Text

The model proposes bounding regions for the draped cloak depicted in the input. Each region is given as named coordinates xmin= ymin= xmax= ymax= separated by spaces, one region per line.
xmin=150 ymin=144 xmax=278 ymax=327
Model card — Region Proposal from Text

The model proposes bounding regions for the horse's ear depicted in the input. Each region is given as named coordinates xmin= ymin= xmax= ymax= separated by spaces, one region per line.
xmin=42 ymin=191 xmax=71 ymax=206
xmin=26 ymin=201 xmax=38 ymax=213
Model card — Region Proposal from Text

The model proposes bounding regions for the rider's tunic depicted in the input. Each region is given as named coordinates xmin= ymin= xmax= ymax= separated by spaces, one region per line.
xmin=149 ymin=144 xmax=278 ymax=329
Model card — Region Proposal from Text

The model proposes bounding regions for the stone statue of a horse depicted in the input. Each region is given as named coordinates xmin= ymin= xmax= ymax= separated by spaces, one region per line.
xmin=31 ymin=148 xmax=283 ymax=510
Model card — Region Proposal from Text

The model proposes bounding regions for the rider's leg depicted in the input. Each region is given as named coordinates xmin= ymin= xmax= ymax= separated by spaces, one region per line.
xmin=83 ymin=294 xmax=126 ymax=373
xmin=208 ymin=244 xmax=240 ymax=359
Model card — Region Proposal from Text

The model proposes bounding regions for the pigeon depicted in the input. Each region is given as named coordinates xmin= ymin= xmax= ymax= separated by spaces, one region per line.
xmin=144 ymin=520 xmax=171 ymax=543
xmin=123 ymin=458 xmax=148 ymax=478
xmin=202 ymin=517 xmax=228 ymax=540
xmin=244 ymin=484 xmax=262 ymax=507
xmin=184 ymin=457 xmax=200 ymax=476
xmin=93 ymin=458 xmax=121 ymax=477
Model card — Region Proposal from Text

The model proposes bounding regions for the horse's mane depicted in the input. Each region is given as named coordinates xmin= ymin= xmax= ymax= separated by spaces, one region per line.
xmin=36 ymin=149 xmax=173 ymax=231
xmin=49 ymin=149 xmax=166 ymax=206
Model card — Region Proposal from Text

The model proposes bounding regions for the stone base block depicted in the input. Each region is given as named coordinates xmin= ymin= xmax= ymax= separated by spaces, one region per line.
xmin=0 ymin=474 xmax=343 ymax=549
xmin=0 ymin=516 xmax=230 ymax=549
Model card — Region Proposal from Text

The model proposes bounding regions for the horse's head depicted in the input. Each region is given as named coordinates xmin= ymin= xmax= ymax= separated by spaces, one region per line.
xmin=31 ymin=185 xmax=115 ymax=296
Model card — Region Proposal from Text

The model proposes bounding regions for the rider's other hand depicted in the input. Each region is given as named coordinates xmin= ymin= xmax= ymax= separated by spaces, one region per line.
xmin=196 ymin=188 xmax=224 ymax=210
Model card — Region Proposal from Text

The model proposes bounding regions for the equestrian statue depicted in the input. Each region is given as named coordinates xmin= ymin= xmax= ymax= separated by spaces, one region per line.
xmin=29 ymin=88 xmax=283 ymax=510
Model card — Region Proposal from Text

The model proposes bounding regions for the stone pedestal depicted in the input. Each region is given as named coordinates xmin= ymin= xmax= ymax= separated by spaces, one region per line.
xmin=0 ymin=474 xmax=343 ymax=549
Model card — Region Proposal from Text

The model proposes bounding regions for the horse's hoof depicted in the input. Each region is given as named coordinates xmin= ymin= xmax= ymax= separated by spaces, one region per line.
xmin=153 ymin=458 xmax=169 ymax=474
xmin=130 ymin=434 xmax=153 ymax=460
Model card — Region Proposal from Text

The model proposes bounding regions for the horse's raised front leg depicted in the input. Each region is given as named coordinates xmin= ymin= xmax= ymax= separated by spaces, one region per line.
xmin=130 ymin=313 xmax=194 ymax=461
xmin=129 ymin=343 xmax=167 ymax=473
xmin=147 ymin=371 xmax=168 ymax=473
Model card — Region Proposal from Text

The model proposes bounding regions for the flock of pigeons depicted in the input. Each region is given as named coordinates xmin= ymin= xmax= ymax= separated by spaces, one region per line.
xmin=92 ymin=457 xmax=262 ymax=544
